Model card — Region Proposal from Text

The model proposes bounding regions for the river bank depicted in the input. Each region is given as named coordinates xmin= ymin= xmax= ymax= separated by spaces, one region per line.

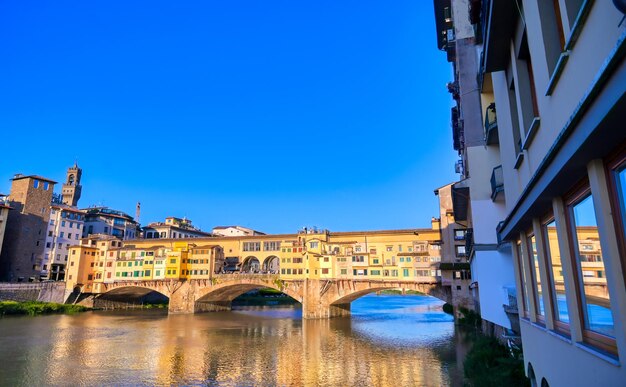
xmin=0 ymin=301 xmax=88 ymax=316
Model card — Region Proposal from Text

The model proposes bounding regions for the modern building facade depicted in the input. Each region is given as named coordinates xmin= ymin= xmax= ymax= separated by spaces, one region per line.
xmin=41 ymin=204 xmax=86 ymax=281
xmin=434 ymin=0 xmax=517 ymax=338
xmin=0 ymin=175 xmax=56 ymax=281
xmin=82 ymin=207 xmax=139 ymax=240
xmin=435 ymin=0 xmax=626 ymax=385
xmin=143 ymin=217 xmax=213 ymax=239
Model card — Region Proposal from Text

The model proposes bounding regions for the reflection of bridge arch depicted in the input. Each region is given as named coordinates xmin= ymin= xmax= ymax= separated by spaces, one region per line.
xmin=241 ymin=256 xmax=260 ymax=273
xmin=262 ymin=255 xmax=280 ymax=273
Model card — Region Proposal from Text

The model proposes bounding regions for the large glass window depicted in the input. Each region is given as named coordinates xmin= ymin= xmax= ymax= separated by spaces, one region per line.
xmin=527 ymin=234 xmax=545 ymax=319
xmin=569 ymin=192 xmax=615 ymax=340
xmin=542 ymin=219 xmax=570 ymax=328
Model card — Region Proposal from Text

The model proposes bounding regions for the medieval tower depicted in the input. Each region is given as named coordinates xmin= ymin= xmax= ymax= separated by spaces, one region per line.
xmin=61 ymin=163 xmax=82 ymax=207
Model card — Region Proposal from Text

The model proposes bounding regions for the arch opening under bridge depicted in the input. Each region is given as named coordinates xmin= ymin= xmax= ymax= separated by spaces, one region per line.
xmin=194 ymin=280 xmax=302 ymax=313
xmin=95 ymin=285 xmax=169 ymax=309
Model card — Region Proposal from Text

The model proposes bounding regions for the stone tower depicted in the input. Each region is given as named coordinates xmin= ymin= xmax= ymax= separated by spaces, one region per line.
xmin=0 ymin=174 xmax=56 ymax=281
xmin=62 ymin=163 xmax=82 ymax=207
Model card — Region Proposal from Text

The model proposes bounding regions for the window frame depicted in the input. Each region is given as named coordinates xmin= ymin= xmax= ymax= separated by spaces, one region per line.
xmin=525 ymin=231 xmax=545 ymax=325
xmin=541 ymin=214 xmax=571 ymax=335
xmin=564 ymin=181 xmax=617 ymax=355
xmin=606 ymin=146 xmax=626 ymax=290
xmin=516 ymin=240 xmax=530 ymax=319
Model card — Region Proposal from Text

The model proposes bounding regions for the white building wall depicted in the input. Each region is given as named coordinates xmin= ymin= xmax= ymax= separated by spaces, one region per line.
xmin=471 ymin=249 xmax=515 ymax=329
xmin=470 ymin=199 xmax=507 ymax=245
xmin=520 ymin=320 xmax=625 ymax=386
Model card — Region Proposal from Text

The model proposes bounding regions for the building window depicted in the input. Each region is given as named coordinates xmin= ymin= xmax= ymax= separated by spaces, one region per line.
xmin=263 ymin=241 xmax=280 ymax=251
xmin=537 ymin=0 xmax=566 ymax=75
xmin=321 ymin=268 xmax=329 ymax=275
xmin=526 ymin=233 xmax=545 ymax=320
xmin=33 ymin=179 xmax=39 ymax=189
xmin=542 ymin=218 xmax=570 ymax=331
xmin=454 ymin=229 xmax=466 ymax=240
xmin=403 ymin=268 xmax=410 ymax=277
xmin=243 ymin=242 xmax=261 ymax=251
xmin=340 ymin=269 xmax=347 ymax=275
xmin=567 ymin=188 xmax=615 ymax=352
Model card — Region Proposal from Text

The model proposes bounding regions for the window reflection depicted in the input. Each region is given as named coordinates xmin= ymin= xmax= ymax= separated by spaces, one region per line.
xmin=527 ymin=235 xmax=544 ymax=316
xmin=617 ymin=165 xmax=626 ymax=243
xmin=571 ymin=194 xmax=614 ymax=338
xmin=543 ymin=220 xmax=569 ymax=324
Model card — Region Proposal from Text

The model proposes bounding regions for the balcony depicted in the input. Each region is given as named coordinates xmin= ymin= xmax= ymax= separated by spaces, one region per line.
xmin=490 ymin=165 xmax=504 ymax=202
xmin=484 ymin=103 xmax=498 ymax=145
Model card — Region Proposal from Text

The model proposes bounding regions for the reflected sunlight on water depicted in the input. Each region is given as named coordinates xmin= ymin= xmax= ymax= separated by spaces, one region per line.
xmin=0 ymin=294 xmax=465 ymax=386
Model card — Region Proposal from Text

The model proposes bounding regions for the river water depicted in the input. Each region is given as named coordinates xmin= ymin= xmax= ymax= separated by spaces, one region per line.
xmin=0 ymin=295 xmax=468 ymax=386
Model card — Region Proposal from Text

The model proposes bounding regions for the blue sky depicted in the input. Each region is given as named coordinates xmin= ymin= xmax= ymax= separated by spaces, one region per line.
xmin=0 ymin=1 xmax=457 ymax=234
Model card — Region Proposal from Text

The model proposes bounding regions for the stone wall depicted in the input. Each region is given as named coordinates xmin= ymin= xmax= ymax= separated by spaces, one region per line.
xmin=0 ymin=282 xmax=66 ymax=303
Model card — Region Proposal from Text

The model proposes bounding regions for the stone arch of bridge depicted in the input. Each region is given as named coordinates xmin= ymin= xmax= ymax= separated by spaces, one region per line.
xmin=194 ymin=280 xmax=303 ymax=311
xmin=327 ymin=283 xmax=445 ymax=306
xmin=262 ymin=255 xmax=280 ymax=273
xmin=328 ymin=286 xmax=398 ymax=306
xmin=97 ymin=285 xmax=170 ymax=302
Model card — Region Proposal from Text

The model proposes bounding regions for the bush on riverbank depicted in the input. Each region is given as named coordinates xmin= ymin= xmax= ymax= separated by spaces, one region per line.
xmin=458 ymin=307 xmax=481 ymax=328
xmin=463 ymin=335 xmax=528 ymax=387
xmin=0 ymin=301 xmax=88 ymax=316
xmin=442 ymin=303 xmax=454 ymax=314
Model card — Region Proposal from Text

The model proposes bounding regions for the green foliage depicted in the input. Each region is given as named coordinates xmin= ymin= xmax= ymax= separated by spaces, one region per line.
xmin=464 ymin=336 xmax=528 ymax=387
xmin=272 ymin=279 xmax=285 ymax=291
xmin=442 ymin=303 xmax=454 ymax=314
xmin=0 ymin=301 xmax=88 ymax=316
xmin=458 ymin=307 xmax=481 ymax=328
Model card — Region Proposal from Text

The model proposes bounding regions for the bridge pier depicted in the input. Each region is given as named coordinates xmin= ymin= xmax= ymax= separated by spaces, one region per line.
xmin=168 ymin=282 xmax=196 ymax=314
xmin=300 ymin=279 xmax=352 ymax=319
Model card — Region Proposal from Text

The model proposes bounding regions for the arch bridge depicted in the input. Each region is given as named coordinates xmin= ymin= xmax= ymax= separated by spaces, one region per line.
xmin=98 ymin=275 xmax=450 ymax=319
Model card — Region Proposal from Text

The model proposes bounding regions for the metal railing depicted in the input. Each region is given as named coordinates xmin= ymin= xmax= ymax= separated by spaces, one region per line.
xmin=491 ymin=165 xmax=504 ymax=201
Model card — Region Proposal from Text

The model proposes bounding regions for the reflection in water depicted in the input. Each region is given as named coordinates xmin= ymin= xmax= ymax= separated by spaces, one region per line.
xmin=0 ymin=295 xmax=465 ymax=386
